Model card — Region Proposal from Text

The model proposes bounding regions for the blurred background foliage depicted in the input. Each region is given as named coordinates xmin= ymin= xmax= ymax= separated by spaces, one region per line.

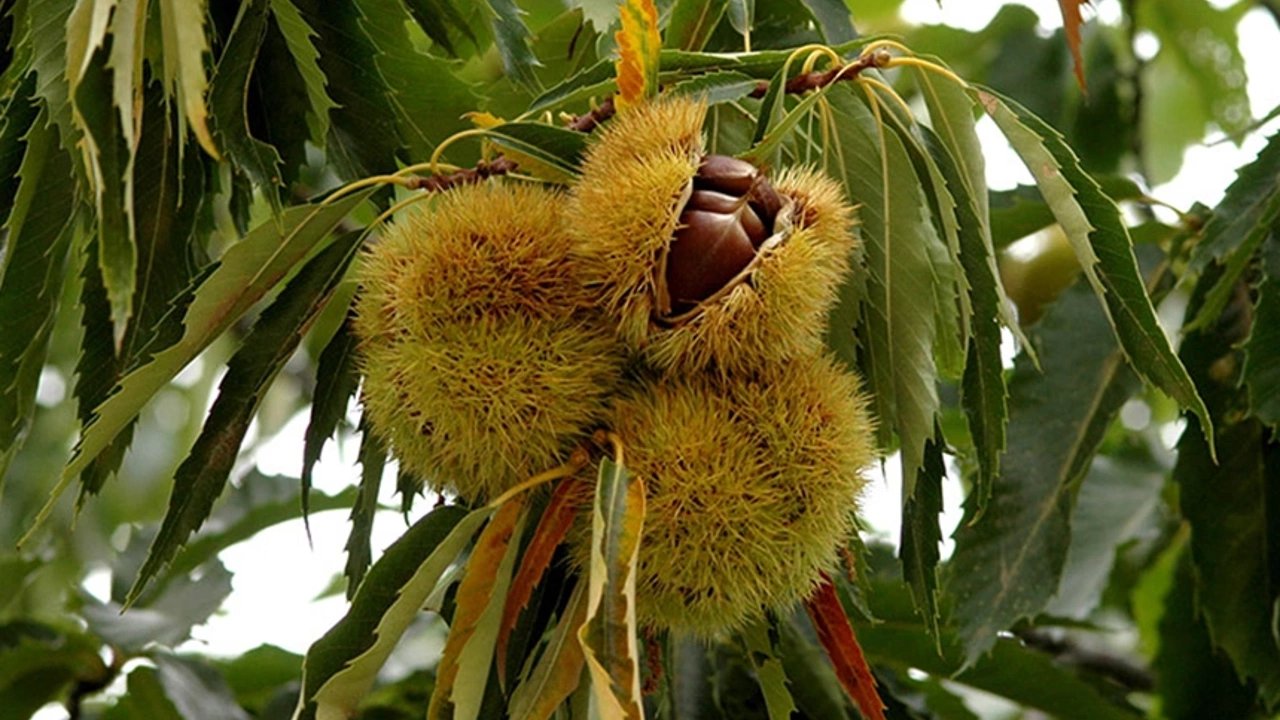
xmin=1 ymin=0 xmax=1279 ymax=718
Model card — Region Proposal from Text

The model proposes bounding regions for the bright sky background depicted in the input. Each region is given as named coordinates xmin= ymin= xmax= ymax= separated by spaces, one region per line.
xmin=73 ymin=0 xmax=1280 ymax=677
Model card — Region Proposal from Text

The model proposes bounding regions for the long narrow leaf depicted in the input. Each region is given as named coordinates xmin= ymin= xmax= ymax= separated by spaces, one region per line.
xmin=295 ymin=504 xmax=483 ymax=720
xmin=579 ymin=458 xmax=645 ymax=720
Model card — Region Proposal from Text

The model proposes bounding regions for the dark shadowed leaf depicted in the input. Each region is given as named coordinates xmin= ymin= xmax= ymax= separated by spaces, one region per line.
xmin=488 ymin=0 xmax=542 ymax=91
xmin=301 ymin=313 xmax=361 ymax=516
xmin=0 ymin=111 xmax=76 ymax=485
xmin=104 ymin=666 xmax=184 ymax=720
xmin=344 ymin=418 xmax=385 ymax=598
xmin=1244 ymin=240 xmax=1280 ymax=429
xmin=127 ymin=230 xmax=367 ymax=604
xmin=947 ymin=282 xmax=1140 ymax=666
xmin=1046 ymin=453 xmax=1164 ymax=619
xmin=84 ymin=561 xmax=233 ymax=650
xmin=900 ymin=427 xmax=944 ymax=644
xmin=210 ymin=0 xmax=284 ymax=215
xmin=666 ymin=0 xmax=728 ymax=51
xmin=270 ymin=0 xmax=337 ymax=145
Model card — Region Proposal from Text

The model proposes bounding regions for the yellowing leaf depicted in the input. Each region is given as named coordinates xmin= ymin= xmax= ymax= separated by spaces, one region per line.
xmin=159 ymin=0 xmax=219 ymax=158
xmin=579 ymin=459 xmax=645 ymax=720
xmin=508 ymin=582 xmax=589 ymax=720
xmin=1059 ymin=0 xmax=1090 ymax=93
xmin=613 ymin=0 xmax=661 ymax=111
xmin=428 ymin=497 xmax=525 ymax=720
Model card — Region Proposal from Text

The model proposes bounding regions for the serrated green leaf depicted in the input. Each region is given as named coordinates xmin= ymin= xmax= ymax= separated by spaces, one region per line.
xmin=666 ymin=0 xmax=727 ymax=51
xmin=917 ymin=129 xmax=1006 ymax=511
xmin=976 ymin=87 xmax=1213 ymax=452
xmin=1244 ymin=240 xmax=1280 ymax=429
xmin=487 ymin=0 xmax=541 ymax=91
xmin=270 ymin=0 xmax=336 ymax=145
xmin=1186 ymin=131 xmax=1280 ymax=329
xmin=75 ymin=85 xmax=206 ymax=498
xmin=798 ymin=0 xmax=854 ymax=44
xmin=0 ymin=76 xmax=40 ymax=228
xmin=900 ymin=428 xmax=944 ymax=646
xmin=83 ymin=560 xmax=232 ymax=649
xmin=158 ymin=0 xmax=218 ymax=158
xmin=359 ymin=0 xmax=476 ymax=164
xmin=24 ymin=0 xmax=77 ymax=152
xmin=127 ymin=230 xmax=365 ymax=604
xmin=296 ymin=504 xmax=480 ymax=720
xmin=668 ymin=70 xmax=757 ymax=105
xmin=481 ymin=121 xmax=588 ymax=176
xmin=526 ymin=59 xmax=614 ymax=115
xmin=298 ymin=0 xmax=401 ymax=177
xmin=1045 ymin=454 xmax=1163 ymax=619
xmin=946 ymin=282 xmax=1141 ymax=667
xmin=741 ymin=619 xmax=797 ymax=720
xmin=345 ymin=418 xmax=385 ymax=598
xmin=508 ymin=582 xmax=588 ymax=720
xmin=580 ymin=457 xmax=645 ymax=720
xmin=0 ymin=110 xmax=77 ymax=487
xmin=210 ymin=0 xmax=284 ymax=215
xmin=151 ymin=653 xmax=250 ymax=720
xmin=104 ymin=666 xmax=184 ymax=720
xmin=73 ymin=45 xmax=134 ymax=338
xmin=301 ymin=312 xmax=360 ymax=517
xmin=821 ymin=85 xmax=941 ymax=497
xmin=24 ymin=188 xmax=374 ymax=541
xmin=1177 ymin=278 xmax=1280 ymax=709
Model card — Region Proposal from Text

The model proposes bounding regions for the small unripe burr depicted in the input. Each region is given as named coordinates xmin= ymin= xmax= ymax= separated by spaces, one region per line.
xmin=353 ymin=182 xmax=625 ymax=502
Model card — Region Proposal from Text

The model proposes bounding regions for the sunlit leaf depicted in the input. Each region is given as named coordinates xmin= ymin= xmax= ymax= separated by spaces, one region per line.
xmin=24 ymin=188 xmax=374 ymax=543
xmin=158 ymin=0 xmax=219 ymax=158
xmin=508 ymin=582 xmax=589 ymax=720
xmin=614 ymin=0 xmax=660 ymax=111
xmin=740 ymin=619 xmax=797 ymax=720
xmin=580 ymin=457 xmax=645 ymax=720
xmin=821 ymin=85 xmax=941 ymax=496
xmin=976 ymin=87 xmax=1213 ymax=450
xmin=668 ymin=70 xmax=758 ymax=106
xmin=126 ymin=230 xmax=366 ymax=604
xmin=297 ymin=504 xmax=481 ymax=720
xmin=429 ymin=497 xmax=525 ymax=720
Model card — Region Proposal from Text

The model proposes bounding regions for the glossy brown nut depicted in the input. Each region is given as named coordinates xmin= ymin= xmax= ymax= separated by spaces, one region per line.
xmin=694 ymin=155 xmax=759 ymax=196
xmin=688 ymin=190 xmax=768 ymax=246
xmin=748 ymin=180 xmax=783 ymax=234
xmin=666 ymin=210 xmax=757 ymax=310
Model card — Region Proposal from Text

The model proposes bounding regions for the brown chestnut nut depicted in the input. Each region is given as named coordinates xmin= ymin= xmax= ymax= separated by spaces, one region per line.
xmin=665 ymin=154 xmax=781 ymax=312
xmin=666 ymin=210 xmax=757 ymax=310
